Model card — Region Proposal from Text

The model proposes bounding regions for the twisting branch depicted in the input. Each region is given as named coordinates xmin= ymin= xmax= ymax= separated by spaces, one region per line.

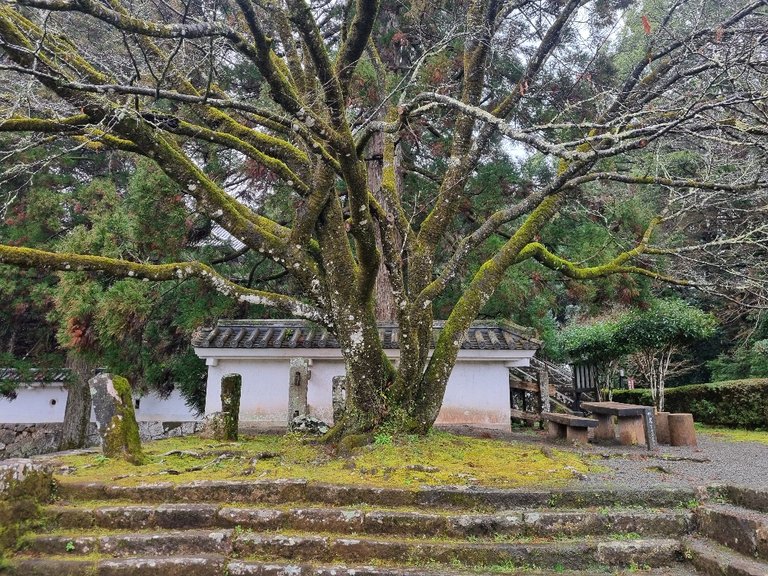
xmin=519 ymin=242 xmax=690 ymax=285
xmin=335 ymin=0 xmax=379 ymax=93
xmin=0 ymin=244 xmax=326 ymax=322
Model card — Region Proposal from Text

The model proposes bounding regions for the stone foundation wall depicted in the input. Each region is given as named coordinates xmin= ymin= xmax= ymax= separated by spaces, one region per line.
xmin=137 ymin=421 xmax=203 ymax=442
xmin=0 ymin=421 xmax=203 ymax=460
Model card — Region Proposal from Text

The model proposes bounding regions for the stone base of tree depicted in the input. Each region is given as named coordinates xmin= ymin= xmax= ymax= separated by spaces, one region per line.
xmin=289 ymin=415 xmax=330 ymax=435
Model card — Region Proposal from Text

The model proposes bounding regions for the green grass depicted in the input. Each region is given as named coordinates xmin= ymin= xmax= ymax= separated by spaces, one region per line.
xmin=50 ymin=430 xmax=596 ymax=489
xmin=696 ymin=424 xmax=768 ymax=444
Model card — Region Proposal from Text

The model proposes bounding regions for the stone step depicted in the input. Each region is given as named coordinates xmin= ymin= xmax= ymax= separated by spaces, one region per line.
xmin=695 ymin=504 xmax=768 ymax=560
xmin=18 ymin=530 xmax=682 ymax=569
xmin=709 ymin=485 xmax=768 ymax=513
xmin=8 ymin=556 xmax=703 ymax=576
xmin=683 ymin=537 xmax=768 ymax=576
xmin=8 ymin=555 xmax=226 ymax=576
xmin=21 ymin=529 xmax=234 ymax=557
xmin=231 ymin=534 xmax=682 ymax=569
xmin=224 ymin=561 xmax=702 ymax=576
xmin=44 ymin=502 xmax=693 ymax=539
xmin=56 ymin=479 xmax=696 ymax=511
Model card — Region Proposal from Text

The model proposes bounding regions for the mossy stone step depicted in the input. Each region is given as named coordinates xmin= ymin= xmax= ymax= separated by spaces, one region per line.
xmin=9 ymin=555 xmax=226 ymax=576
xmin=695 ymin=503 xmax=768 ymax=561
xmin=7 ymin=557 xmax=703 ymax=576
xmin=231 ymin=533 xmax=682 ymax=569
xmin=43 ymin=503 xmax=692 ymax=539
xmin=683 ymin=536 xmax=768 ymax=576
xmin=18 ymin=531 xmax=682 ymax=569
xmin=21 ymin=530 xmax=233 ymax=557
xmin=55 ymin=480 xmax=696 ymax=511
xmin=709 ymin=485 xmax=768 ymax=513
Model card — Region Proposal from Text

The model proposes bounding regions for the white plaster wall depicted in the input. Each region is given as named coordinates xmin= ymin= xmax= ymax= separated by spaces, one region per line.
xmin=205 ymin=358 xmax=289 ymax=425
xmin=134 ymin=389 xmax=199 ymax=422
xmin=306 ymin=360 xmax=345 ymax=423
xmin=205 ymin=358 xmax=344 ymax=425
xmin=203 ymin=355 xmax=514 ymax=430
xmin=436 ymin=363 xmax=511 ymax=429
xmin=0 ymin=384 xmax=199 ymax=424
xmin=0 ymin=385 xmax=68 ymax=423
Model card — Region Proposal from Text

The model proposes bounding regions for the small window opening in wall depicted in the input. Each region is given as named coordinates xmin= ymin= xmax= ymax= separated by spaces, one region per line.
xmin=134 ymin=399 xmax=140 ymax=410
xmin=49 ymin=399 xmax=57 ymax=406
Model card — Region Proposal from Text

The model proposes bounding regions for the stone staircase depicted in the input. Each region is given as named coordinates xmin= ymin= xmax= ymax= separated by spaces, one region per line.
xmin=4 ymin=479 xmax=717 ymax=575
xmin=684 ymin=485 xmax=768 ymax=576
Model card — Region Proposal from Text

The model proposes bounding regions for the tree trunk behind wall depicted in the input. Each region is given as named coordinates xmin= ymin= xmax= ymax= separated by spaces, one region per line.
xmin=59 ymin=353 xmax=93 ymax=450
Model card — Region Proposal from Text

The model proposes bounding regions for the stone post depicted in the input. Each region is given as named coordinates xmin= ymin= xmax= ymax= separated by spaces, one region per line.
xmin=537 ymin=367 xmax=550 ymax=429
xmin=643 ymin=407 xmax=658 ymax=451
xmin=220 ymin=373 xmax=242 ymax=441
xmin=288 ymin=358 xmax=309 ymax=424
xmin=332 ymin=376 xmax=347 ymax=423
xmin=89 ymin=373 xmax=145 ymax=465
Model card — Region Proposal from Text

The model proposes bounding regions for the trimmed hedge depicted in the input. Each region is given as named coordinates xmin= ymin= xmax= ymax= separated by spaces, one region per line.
xmin=613 ymin=379 xmax=768 ymax=429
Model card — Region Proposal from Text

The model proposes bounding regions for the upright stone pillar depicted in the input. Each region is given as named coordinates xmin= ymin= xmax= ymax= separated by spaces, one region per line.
xmin=288 ymin=358 xmax=310 ymax=424
xmin=332 ymin=376 xmax=347 ymax=423
xmin=220 ymin=373 xmax=242 ymax=441
xmin=89 ymin=374 xmax=145 ymax=465
xmin=643 ymin=407 xmax=658 ymax=451
xmin=537 ymin=367 xmax=550 ymax=429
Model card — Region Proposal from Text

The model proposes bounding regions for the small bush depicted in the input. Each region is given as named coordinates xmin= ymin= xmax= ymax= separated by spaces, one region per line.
xmin=613 ymin=379 xmax=768 ymax=428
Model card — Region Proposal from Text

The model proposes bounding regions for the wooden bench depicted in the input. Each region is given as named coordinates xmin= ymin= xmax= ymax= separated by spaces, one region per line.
xmin=580 ymin=401 xmax=656 ymax=449
xmin=542 ymin=412 xmax=598 ymax=444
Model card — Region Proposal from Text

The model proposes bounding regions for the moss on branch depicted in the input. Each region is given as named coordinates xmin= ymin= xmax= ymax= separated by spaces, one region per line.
xmin=0 ymin=114 xmax=89 ymax=132
xmin=518 ymin=242 xmax=689 ymax=285
xmin=0 ymin=244 xmax=326 ymax=321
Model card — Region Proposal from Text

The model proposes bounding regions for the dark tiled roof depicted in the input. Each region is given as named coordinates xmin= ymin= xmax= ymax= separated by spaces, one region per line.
xmin=0 ymin=368 xmax=70 ymax=383
xmin=192 ymin=320 xmax=540 ymax=351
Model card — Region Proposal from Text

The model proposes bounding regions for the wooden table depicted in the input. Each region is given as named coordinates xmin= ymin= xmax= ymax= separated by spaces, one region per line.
xmin=580 ymin=401 xmax=656 ymax=449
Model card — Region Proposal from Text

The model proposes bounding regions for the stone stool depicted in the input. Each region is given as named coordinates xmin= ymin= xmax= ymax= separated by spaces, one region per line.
xmin=668 ymin=413 xmax=697 ymax=447
xmin=655 ymin=412 xmax=671 ymax=445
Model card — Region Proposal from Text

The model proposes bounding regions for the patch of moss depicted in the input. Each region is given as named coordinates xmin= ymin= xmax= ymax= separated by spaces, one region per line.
xmin=696 ymin=424 xmax=768 ymax=444
xmin=0 ymin=468 xmax=56 ymax=561
xmin=51 ymin=431 xmax=593 ymax=489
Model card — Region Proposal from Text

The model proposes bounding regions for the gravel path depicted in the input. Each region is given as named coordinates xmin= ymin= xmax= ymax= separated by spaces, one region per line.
xmin=441 ymin=425 xmax=768 ymax=490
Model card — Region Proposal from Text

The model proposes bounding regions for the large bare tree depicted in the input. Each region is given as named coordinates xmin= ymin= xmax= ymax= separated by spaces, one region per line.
xmin=0 ymin=0 xmax=766 ymax=438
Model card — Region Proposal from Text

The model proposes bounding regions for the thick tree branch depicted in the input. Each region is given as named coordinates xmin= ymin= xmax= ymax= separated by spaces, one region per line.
xmin=286 ymin=0 xmax=347 ymax=127
xmin=518 ymin=242 xmax=689 ymax=285
xmin=568 ymin=172 xmax=768 ymax=193
xmin=335 ymin=0 xmax=379 ymax=93
xmin=0 ymin=244 xmax=326 ymax=321
xmin=171 ymin=119 xmax=310 ymax=194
